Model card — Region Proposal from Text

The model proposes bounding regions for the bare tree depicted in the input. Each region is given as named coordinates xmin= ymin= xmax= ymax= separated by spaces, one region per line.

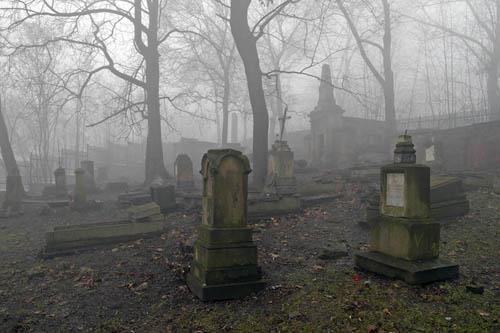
xmin=229 ymin=0 xmax=299 ymax=189
xmin=336 ymin=0 xmax=396 ymax=133
xmin=4 ymin=0 xmax=187 ymax=183
xmin=0 ymin=96 xmax=23 ymax=212
xmin=410 ymin=0 xmax=500 ymax=121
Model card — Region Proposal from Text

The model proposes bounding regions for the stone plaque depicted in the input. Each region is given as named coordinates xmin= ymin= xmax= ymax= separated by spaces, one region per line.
xmin=425 ymin=145 xmax=435 ymax=162
xmin=386 ymin=173 xmax=405 ymax=207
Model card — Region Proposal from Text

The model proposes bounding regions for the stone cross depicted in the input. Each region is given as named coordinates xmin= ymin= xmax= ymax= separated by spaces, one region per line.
xmin=278 ymin=106 xmax=291 ymax=142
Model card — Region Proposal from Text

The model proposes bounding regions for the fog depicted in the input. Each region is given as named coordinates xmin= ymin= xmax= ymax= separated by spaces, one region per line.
xmin=0 ymin=1 xmax=499 ymax=331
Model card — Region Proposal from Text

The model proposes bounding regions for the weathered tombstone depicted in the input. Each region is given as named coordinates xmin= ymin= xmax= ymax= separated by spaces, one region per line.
xmin=266 ymin=140 xmax=297 ymax=195
xmin=187 ymin=149 xmax=266 ymax=301
xmin=493 ymin=171 xmax=500 ymax=195
xmin=174 ymin=154 xmax=195 ymax=190
xmin=54 ymin=167 xmax=67 ymax=197
xmin=150 ymin=184 xmax=176 ymax=214
xmin=265 ymin=107 xmax=296 ymax=195
xmin=355 ymin=134 xmax=458 ymax=284
xmin=80 ymin=160 xmax=96 ymax=192
xmin=73 ymin=168 xmax=87 ymax=207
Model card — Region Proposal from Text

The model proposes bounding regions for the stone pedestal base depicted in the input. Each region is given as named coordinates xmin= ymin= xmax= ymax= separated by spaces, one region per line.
xmin=186 ymin=268 xmax=266 ymax=301
xmin=187 ymin=225 xmax=266 ymax=301
xmin=355 ymin=251 xmax=458 ymax=284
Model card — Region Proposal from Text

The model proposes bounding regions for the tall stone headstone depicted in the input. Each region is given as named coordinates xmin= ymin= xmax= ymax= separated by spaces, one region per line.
xmin=266 ymin=140 xmax=297 ymax=195
xmin=150 ymin=184 xmax=176 ymax=214
xmin=174 ymin=154 xmax=195 ymax=190
xmin=187 ymin=149 xmax=266 ymax=301
xmin=355 ymin=134 xmax=458 ymax=284
xmin=54 ymin=167 xmax=67 ymax=197
xmin=73 ymin=168 xmax=87 ymax=206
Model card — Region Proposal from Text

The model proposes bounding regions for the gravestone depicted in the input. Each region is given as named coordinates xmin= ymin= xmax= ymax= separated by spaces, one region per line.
xmin=175 ymin=154 xmax=195 ymax=191
xmin=493 ymin=171 xmax=500 ymax=195
xmin=80 ymin=160 xmax=96 ymax=192
xmin=355 ymin=134 xmax=458 ymax=284
xmin=265 ymin=107 xmax=296 ymax=195
xmin=54 ymin=167 xmax=67 ymax=197
xmin=150 ymin=184 xmax=176 ymax=214
xmin=187 ymin=149 xmax=266 ymax=301
xmin=266 ymin=140 xmax=297 ymax=195
xmin=73 ymin=168 xmax=87 ymax=208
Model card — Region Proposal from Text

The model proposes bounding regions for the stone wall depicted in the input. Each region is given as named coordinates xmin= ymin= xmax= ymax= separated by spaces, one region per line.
xmin=411 ymin=120 xmax=500 ymax=172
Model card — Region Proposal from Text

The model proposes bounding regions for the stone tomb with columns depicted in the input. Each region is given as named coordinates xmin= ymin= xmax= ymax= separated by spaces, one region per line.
xmin=187 ymin=149 xmax=266 ymax=301
xmin=309 ymin=64 xmax=388 ymax=168
xmin=355 ymin=134 xmax=458 ymax=284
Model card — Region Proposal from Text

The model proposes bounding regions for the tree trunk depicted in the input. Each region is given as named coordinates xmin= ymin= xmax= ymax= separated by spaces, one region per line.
xmin=144 ymin=0 xmax=168 ymax=184
xmin=382 ymin=0 xmax=396 ymax=134
xmin=269 ymin=72 xmax=283 ymax=144
xmin=0 ymin=97 xmax=24 ymax=211
xmin=486 ymin=62 xmax=500 ymax=120
xmin=490 ymin=0 xmax=500 ymax=121
xmin=221 ymin=69 xmax=231 ymax=145
xmin=230 ymin=0 xmax=269 ymax=189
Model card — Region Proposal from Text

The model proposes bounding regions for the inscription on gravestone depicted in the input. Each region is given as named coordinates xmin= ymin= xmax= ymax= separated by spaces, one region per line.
xmin=386 ymin=173 xmax=405 ymax=207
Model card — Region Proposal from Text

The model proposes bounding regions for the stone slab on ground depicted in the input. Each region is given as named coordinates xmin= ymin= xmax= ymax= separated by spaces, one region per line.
xmin=298 ymin=181 xmax=344 ymax=197
xmin=355 ymin=251 xmax=459 ymax=284
xmin=248 ymin=195 xmax=301 ymax=220
xmin=23 ymin=199 xmax=70 ymax=207
xmin=127 ymin=202 xmax=162 ymax=220
xmin=118 ymin=192 xmax=152 ymax=206
xmin=186 ymin=270 xmax=266 ymax=301
xmin=105 ymin=182 xmax=129 ymax=193
xmin=301 ymin=193 xmax=342 ymax=207
xmin=44 ymin=219 xmax=166 ymax=257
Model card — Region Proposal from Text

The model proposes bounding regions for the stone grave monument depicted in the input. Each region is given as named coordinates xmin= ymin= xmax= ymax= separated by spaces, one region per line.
xmin=355 ymin=134 xmax=458 ymax=284
xmin=72 ymin=168 xmax=87 ymax=209
xmin=187 ymin=149 xmax=266 ymax=301
xmin=54 ymin=167 xmax=67 ymax=198
xmin=265 ymin=107 xmax=297 ymax=195
xmin=174 ymin=154 xmax=195 ymax=191
xmin=150 ymin=184 xmax=176 ymax=214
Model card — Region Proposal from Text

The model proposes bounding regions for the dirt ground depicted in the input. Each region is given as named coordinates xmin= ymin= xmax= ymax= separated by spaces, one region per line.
xmin=0 ymin=187 xmax=498 ymax=332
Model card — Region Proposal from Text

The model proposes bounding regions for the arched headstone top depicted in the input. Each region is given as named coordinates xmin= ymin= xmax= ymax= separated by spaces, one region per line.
xmin=201 ymin=149 xmax=251 ymax=177
xmin=175 ymin=154 xmax=193 ymax=168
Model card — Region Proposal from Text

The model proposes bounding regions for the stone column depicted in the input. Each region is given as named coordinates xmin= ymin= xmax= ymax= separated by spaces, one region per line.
xmin=187 ymin=149 xmax=266 ymax=301
xmin=73 ymin=168 xmax=87 ymax=205
xmin=355 ymin=134 xmax=458 ymax=284
xmin=54 ymin=167 xmax=67 ymax=197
